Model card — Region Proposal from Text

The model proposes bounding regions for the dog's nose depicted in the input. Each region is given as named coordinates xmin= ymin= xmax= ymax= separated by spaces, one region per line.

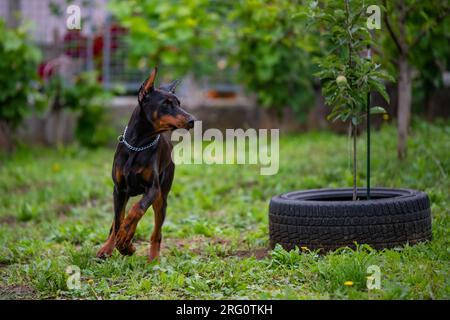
xmin=187 ymin=119 xmax=195 ymax=129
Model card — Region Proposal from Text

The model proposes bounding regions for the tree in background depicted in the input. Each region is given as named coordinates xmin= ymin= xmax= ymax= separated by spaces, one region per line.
xmin=381 ymin=0 xmax=450 ymax=158
xmin=0 ymin=20 xmax=43 ymax=151
xmin=231 ymin=0 xmax=315 ymax=117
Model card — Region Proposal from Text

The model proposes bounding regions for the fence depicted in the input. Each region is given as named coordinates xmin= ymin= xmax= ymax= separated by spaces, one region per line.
xmin=0 ymin=0 xmax=147 ymax=92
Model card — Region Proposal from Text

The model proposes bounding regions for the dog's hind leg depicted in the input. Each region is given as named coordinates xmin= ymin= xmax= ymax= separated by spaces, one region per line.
xmin=115 ymin=180 xmax=159 ymax=256
xmin=148 ymin=193 xmax=166 ymax=262
xmin=96 ymin=188 xmax=129 ymax=259
xmin=149 ymin=163 xmax=174 ymax=262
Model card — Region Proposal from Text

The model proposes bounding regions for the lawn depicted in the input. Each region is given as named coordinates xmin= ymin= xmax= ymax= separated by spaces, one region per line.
xmin=0 ymin=120 xmax=448 ymax=299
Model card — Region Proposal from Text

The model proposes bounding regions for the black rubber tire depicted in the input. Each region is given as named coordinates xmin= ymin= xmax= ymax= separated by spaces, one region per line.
xmin=269 ymin=188 xmax=432 ymax=251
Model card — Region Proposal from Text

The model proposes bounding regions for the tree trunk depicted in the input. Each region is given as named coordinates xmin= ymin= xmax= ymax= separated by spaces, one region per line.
xmin=307 ymin=84 xmax=328 ymax=131
xmin=397 ymin=56 xmax=411 ymax=159
xmin=424 ymin=82 xmax=435 ymax=120
xmin=0 ymin=120 xmax=14 ymax=153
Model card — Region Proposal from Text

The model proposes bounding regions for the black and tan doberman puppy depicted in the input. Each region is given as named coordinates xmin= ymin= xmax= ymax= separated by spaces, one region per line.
xmin=96 ymin=67 xmax=195 ymax=262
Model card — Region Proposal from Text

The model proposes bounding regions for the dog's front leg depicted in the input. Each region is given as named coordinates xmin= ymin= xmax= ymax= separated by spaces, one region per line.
xmin=149 ymin=162 xmax=174 ymax=262
xmin=115 ymin=181 xmax=159 ymax=256
xmin=96 ymin=188 xmax=129 ymax=258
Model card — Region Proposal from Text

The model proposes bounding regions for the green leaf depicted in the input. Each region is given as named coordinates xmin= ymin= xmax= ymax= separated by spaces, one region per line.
xmin=369 ymin=79 xmax=390 ymax=103
xmin=370 ymin=106 xmax=387 ymax=114
xmin=371 ymin=71 xmax=395 ymax=82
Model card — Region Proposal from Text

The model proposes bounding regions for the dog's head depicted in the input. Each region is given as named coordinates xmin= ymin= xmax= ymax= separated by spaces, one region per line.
xmin=138 ymin=67 xmax=195 ymax=132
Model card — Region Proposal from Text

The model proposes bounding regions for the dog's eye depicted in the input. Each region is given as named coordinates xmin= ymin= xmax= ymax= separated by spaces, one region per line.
xmin=162 ymin=101 xmax=172 ymax=110
xmin=161 ymin=102 xmax=170 ymax=112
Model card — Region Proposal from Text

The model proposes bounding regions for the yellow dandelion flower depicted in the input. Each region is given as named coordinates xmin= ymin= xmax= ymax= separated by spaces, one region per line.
xmin=301 ymin=246 xmax=308 ymax=251
xmin=344 ymin=281 xmax=354 ymax=286
xmin=383 ymin=114 xmax=389 ymax=121
xmin=87 ymin=279 xmax=94 ymax=285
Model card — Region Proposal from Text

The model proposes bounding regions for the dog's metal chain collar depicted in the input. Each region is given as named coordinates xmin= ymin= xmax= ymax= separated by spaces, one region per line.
xmin=118 ymin=126 xmax=160 ymax=152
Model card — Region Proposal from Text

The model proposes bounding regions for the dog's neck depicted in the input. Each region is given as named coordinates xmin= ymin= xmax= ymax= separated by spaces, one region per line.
xmin=126 ymin=104 xmax=159 ymax=147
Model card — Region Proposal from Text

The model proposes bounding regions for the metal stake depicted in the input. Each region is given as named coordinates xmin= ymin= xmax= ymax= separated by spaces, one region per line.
xmin=366 ymin=42 xmax=372 ymax=200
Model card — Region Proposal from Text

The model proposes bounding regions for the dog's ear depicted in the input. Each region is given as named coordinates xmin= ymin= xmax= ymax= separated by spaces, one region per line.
xmin=160 ymin=79 xmax=181 ymax=94
xmin=138 ymin=67 xmax=158 ymax=104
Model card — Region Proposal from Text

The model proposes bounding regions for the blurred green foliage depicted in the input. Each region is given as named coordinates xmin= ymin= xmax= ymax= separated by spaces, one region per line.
xmin=44 ymin=72 xmax=117 ymax=148
xmin=108 ymin=0 xmax=316 ymax=116
xmin=380 ymin=0 xmax=450 ymax=112
xmin=381 ymin=0 xmax=450 ymax=77
xmin=231 ymin=0 xmax=315 ymax=116
xmin=107 ymin=0 xmax=228 ymax=78
xmin=107 ymin=0 xmax=449 ymax=120
xmin=0 ymin=19 xmax=43 ymax=128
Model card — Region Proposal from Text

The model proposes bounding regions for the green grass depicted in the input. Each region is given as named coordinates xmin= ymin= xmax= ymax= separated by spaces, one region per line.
xmin=0 ymin=120 xmax=448 ymax=299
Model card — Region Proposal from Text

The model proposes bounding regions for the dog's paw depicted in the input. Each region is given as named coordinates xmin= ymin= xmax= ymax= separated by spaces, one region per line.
xmin=117 ymin=243 xmax=136 ymax=256
xmin=96 ymin=244 xmax=114 ymax=259
xmin=115 ymin=224 xmax=137 ymax=256
xmin=148 ymin=246 xmax=160 ymax=262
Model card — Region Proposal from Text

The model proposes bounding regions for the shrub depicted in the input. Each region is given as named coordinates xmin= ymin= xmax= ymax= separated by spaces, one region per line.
xmin=0 ymin=19 xmax=43 ymax=149
xmin=44 ymin=71 xmax=116 ymax=148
